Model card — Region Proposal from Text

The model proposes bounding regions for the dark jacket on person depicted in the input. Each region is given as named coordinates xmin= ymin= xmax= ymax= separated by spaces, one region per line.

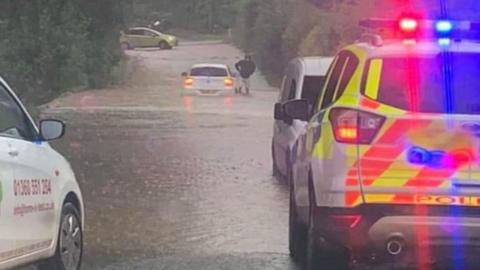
xmin=235 ymin=60 xmax=256 ymax=79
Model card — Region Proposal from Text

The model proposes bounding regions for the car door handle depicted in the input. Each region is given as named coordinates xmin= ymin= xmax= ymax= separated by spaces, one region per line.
xmin=8 ymin=149 xmax=19 ymax=157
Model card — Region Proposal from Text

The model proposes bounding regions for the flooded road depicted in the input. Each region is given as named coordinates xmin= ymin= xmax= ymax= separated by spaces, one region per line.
xmin=21 ymin=41 xmax=296 ymax=269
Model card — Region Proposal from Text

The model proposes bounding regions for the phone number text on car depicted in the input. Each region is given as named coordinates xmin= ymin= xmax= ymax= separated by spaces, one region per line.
xmin=14 ymin=179 xmax=52 ymax=196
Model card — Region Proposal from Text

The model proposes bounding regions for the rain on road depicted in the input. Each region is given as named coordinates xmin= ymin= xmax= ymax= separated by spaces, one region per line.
xmin=20 ymin=41 xmax=297 ymax=270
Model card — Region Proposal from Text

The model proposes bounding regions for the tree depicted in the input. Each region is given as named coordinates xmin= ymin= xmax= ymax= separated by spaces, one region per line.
xmin=0 ymin=0 xmax=128 ymax=104
xmin=130 ymin=0 xmax=238 ymax=33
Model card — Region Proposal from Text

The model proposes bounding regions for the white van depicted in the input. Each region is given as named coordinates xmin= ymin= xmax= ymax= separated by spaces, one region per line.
xmin=272 ymin=57 xmax=333 ymax=181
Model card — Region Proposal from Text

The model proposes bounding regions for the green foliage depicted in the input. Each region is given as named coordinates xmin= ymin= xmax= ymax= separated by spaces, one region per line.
xmin=0 ymin=0 xmax=127 ymax=104
xmin=130 ymin=0 xmax=239 ymax=33
xmin=232 ymin=0 xmax=374 ymax=83
xmin=233 ymin=0 xmax=288 ymax=82
xmin=233 ymin=0 xmax=480 ymax=83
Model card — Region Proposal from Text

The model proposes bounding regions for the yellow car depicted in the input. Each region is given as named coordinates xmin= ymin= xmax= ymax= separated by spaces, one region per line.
xmin=120 ymin=27 xmax=178 ymax=50
xmin=283 ymin=17 xmax=480 ymax=269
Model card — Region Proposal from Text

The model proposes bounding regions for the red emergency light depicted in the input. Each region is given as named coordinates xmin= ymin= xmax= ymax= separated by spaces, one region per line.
xmin=399 ymin=18 xmax=418 ymax=33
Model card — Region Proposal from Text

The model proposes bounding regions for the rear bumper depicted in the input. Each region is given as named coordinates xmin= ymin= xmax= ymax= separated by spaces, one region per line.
xmin=316 ymin=204 xmax=480 ymax=264
xmin=181 ymin=88 xmax=233 ymax=96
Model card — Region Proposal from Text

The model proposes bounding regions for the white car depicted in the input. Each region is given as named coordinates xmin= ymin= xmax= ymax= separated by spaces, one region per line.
xmin=272 ymin=57 xmax=333 ymax=182
xmin=181 ymin=63 xmax=236 ymax=96
xmin=0 ymin=77 xmax=84 ymax=270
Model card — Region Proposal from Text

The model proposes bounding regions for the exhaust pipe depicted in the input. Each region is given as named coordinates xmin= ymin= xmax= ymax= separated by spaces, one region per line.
xmin=386 ymin=238 xmax=404 ymax=256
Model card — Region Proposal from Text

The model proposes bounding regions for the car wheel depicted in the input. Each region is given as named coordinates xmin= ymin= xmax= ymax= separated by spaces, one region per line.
xmin=289 ymin=178 xmax=307 ymax=264
xmin=38 ymin=203 xmax=83 ymax=270
xmin=159 ymin=41 xmax=171 ymax=50
xmin=121 ymin=42 xmax=131 ymax=50
xmin=305 ymin=179 xmax=349 ymax=270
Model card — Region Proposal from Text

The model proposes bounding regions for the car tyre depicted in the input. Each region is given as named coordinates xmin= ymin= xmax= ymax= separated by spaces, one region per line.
xmin=305 ymin=178 xmax=349 ymax=270
xmin=38 ymin=203 xmax=83 ymax=270
xmin=289 ymin=177 xmax=307 ymax=264
xmin=159 ymin=41 xmax=171 ymax=50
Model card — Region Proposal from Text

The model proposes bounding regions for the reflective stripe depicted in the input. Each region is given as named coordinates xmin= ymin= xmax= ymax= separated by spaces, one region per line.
xmin=364 ymin=194 xmax=395 ymax=203
xmin=365 ymin=59 xmax=383 ymax=99
xmin=371 ymin=177 xmax=409 ymax=187
xmin=364 ymin=194 xmax=480 ymax=207
xmin=345 ymin=191 xmax=362 ymax=206
xmin=344 ymin=119 xmax=431 ymax=206
xmin=360 ymin=97 xmax=380 ymax=110
xmin=378 ymin=161 xmax=419 ymax=180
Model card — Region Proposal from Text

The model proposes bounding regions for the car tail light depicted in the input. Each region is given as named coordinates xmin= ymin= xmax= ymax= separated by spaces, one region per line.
xmin=184 ymin=77 xmax=194 ymax=87
xmin=331 ymin=215 xmax=362 ymax=229
xmin=329 ymin=108 xmax=385 ymax=144
xmin=224 ymin=77 xmax=234 ymax=88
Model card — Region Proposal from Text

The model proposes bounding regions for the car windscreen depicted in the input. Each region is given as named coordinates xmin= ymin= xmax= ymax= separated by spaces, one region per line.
xmin=301 ymin=76 xmax=326 ymax=108
xmin=364 ymin=53 xmax=480 ymax=114
xmin=190 ymin=67 xmax=228 ymax=77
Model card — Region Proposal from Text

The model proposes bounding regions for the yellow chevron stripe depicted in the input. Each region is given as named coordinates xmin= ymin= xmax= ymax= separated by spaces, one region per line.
xmin=364 ymin=194 xmax=395 ymax=203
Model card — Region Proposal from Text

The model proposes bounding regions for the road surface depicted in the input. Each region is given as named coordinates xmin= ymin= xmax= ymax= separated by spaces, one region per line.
xmin=20 ymin=41 xmax=296 ymax=270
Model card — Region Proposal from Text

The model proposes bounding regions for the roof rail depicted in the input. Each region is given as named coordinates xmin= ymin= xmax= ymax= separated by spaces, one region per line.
xmin=356 ymin=33 xmax=384 ymax=47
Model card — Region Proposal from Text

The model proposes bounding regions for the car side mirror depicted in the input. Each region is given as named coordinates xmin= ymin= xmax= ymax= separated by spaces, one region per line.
xmin=39 ymin=119 xmax=65 ymax=141
xmin=274 ymin=102 xmax=284 ymax=121
xmin=283 ymin=99 xmax=309 ymax=122
xmin=181 ymin=72 xmax=188 ymax=77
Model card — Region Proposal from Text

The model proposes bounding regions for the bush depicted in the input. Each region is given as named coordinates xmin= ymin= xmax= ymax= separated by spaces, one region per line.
xmin=129 ymin=0 xmax=239 ymax=34
xmin=0 ymin=0 xmax=127 ymax=105
xmin=233 ymin=0 xmax=480 ymax=83
xmin=233 ymin=0 xmax=288 ymax=84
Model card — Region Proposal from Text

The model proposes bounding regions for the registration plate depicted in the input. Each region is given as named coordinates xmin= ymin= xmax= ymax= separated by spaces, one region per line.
xmin=200 ymin=90 xmax=217 ymax=95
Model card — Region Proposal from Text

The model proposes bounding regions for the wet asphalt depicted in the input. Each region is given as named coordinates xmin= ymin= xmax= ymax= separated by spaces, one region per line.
xmin=18 ymin=41 xmax=297 ymax=270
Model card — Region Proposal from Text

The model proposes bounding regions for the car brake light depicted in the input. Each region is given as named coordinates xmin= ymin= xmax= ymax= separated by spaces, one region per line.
xmin=329 ymin=108 xmax=385 ymax=144
xmin=224 ymin=77 xmax=234 ymax=88
xmin=331 ymin=215 xmax=362 ymax=229
xmin=338 ymin=127 xmax=358 ymax=140
xmin=184 ymin=77 xmax=194 ymax=87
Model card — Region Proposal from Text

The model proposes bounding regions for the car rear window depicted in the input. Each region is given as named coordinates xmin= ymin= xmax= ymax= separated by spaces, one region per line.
xmin=190 ymin=67 xmax=228 ymax=77
xmin=364 ymin=53 xmax=480 ymax=114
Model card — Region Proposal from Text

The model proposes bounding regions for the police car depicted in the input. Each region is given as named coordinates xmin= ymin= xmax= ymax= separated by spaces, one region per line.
xmin=0 ymin=77 xmax=84 ymax=270
xmin=285 ymin=17 xmax=480 ymax=269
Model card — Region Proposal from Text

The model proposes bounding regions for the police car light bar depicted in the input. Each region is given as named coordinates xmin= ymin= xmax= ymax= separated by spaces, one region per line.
xmin=360 ymin=18 xmax=480 ymax=39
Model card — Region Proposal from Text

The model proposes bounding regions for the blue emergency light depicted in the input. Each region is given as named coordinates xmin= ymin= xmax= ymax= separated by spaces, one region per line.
xmin=436 ymin=20 xmax=453 ymax=33
xmin=438 ymin=38 xmax=451 ymax=46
